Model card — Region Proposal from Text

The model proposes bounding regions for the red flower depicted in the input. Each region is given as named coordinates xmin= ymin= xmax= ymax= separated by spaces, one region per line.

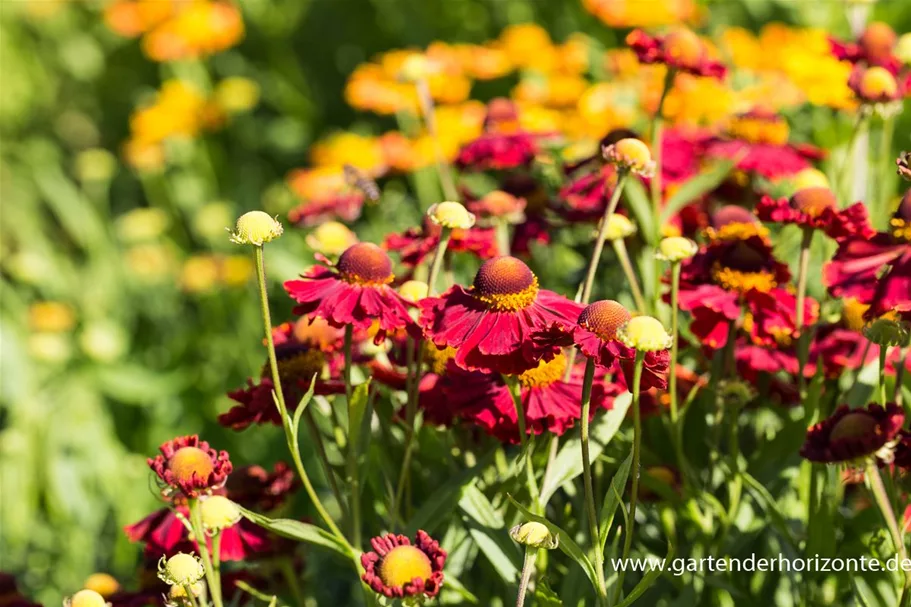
xmin=755 ymin=189 xmax=875 ymax=242
xmin=221 ymin=321 xmax=345 ymax=430
xmin=288 ymin=193 xmax=364 ymax=226
xmin=148 ymin=435 xmax=232 ymax=498
xmin=801 ymin=403 xmax=904 ymax=464
xmin=824 ymin=194 xmax=911 ymax=319
xmin=626 ymin=28 xmax=726 ymax=79
xmin=456 ymin=132 xmax=539 ymax=171
xmin=703 ymin=110 xmax=823 ymax=180
xmin=830 ymin=22 xmax=903 ymax=74
xmin=361 ymin=531 xmax=446 ymax=600
xmin=284 ymin=243 xmax=415 ymax=340
xmin=558 ymin=164 xmax=619 ymax=223
xmin=384 ymin=218 xmax=498 ymax=268
xmin=421 ymin=354 xmax=621 ymax=443
xmin=419 ymin=256 xmax=583 ymax=374
xmin=848 ymin=64 xmax=910 ymax=104
xmin=224 ymin=463 xmax=298 ymax=511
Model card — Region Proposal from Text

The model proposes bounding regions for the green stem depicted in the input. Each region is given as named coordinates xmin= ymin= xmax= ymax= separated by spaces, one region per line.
xmin=878 ymin=116 xmax=895 ymax=222
xmin=253 ymin=245 xmax=349 ymax=545
xmin=426 ymin=227 xmax=451 ymax=296
xmin=880 ymin=345 xmax=890 ymax=405
xmin=667 ymin=262 xmax=688 ymax=487
xmin=614 ymin=351 xmax=645 ymax=603
xmin=650 ymin=68 xmax=674 ymax=215
xmin=304 ymin=409 xmax=348 ymax=520
xmin=896 ymin=346 xmax=909 ymax=407
xmin=343 ymin=325 xmax=361 ymax=548
xmin=182 ymin=584 xmax=201 ymax=607
xmin=796 ymin=229 xmax=813 ymax=401
xmin=612 ymin=239 xmax=647 ymax=314
xmin=496 ymin=219 xmax=511 ymax=257
xmin=578 ymin=173 xmax=628 ymax=305
xmin=188 ymin=499 xmax=223 ymax=607
xmin=505 ymin=375 xmax=541 ymax=511
xmin=279 ymin=558 xmax=306 ymax=607
xmin=580 ymin=358 xmax=609 ymax=600
xmin=836 ymin=113 xmax=865 ymax=204
xmin=416 ymin=79 xmax=459 ymax=202
xmin=211 ymin=531 xmax=222 ymax=591
xmin=515 ymin=548 xmax=536 ymax=607
xmin=867 ymin=462 xmax=911 ymax=602
xmin=392 ymin=336 xmax=420 ymax=526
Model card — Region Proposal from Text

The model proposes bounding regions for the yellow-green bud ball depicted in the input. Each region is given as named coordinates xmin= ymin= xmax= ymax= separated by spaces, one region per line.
xmin=158 ymin=553 xmax=205 ymax=586
xmin=230 ymin=211 xmax=283 ymax=246
xmin=656 ymin=236 xmax=698 ymax=262
xmin=399 ymin=280 xmax=429 ymax=302
xmin=510 ymin=521 xmax=559 ymax=549
xmin=69 ymin=590 xmax=107 ymax=607
xmin=604 ymin=214 xmax=636 ymax=241
xmin=617 ymin=316 xmax=673 ymax=351
xmin=200 ymin=495 xmax=241 ymax=531
xmin=427 ymin=201 xmax=476 ymax=230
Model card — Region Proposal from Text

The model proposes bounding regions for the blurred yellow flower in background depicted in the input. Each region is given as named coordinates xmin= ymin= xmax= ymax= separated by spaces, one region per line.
xmin=582 ymin=0 xmax=696 ymax=28
xmin=29 ymin=302 xmax=76 ymax=334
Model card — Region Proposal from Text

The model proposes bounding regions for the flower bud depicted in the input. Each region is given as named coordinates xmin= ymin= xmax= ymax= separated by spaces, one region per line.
xmin=229 ymin=211 xmax=283 ymax=246
xmin=617 ymin=316 xmax=673 ymax=351
xmin=305 ymin=221 xmax=358 ymax=256
xmin=603 ymin=138 xmax=655 ymax=177
xmin=157 ymin=552 xmax=206 ymax=586
xmin=510 ymin=521 xmax=559 ymax=549
xmin=67 ymin=589 xmax=107 ymax=607
xmin=864 ymin=318 xmax=911 ymax=347
xmin=399 ymin=280 xmax=429 ymax=302
xmin=200 ymin=495 xmax=241 ymax=532
xmin=897 ymin=33 xmax=911 ymax=64
xmin=792 ymin=168 xmax=829 ymax=191
xmin=603 ymin=214 xmax=636 ymax=241
xmin=169 ymin=582 xmax=205 ymax=599
xmin=656 ymin=236 xmax=698 ymax=262
xmin=427 ymin=201 xmax=476 ymax=230
xmin=83 ymin=573 xmax=119 ymax=597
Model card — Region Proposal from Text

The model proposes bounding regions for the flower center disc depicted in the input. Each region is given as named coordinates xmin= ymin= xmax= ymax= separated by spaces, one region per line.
xmin=860 ymin=67 xmax=898 ymax=99
xmin=266 ymin=344 xmax=325 ymax=385
xmin=518 ymin=353 xmax=567 ymax=388
xmin=891 ymin=192 xmax=911 ymax=243
xmin=790 ymin=187 xmax=836 ymax=218
xmin=579 ymin=300 xmax=631 ymax=341
xmin=378 ymin=545 xmax=433 ymax=588
xmin=473 ymin=256 xmax=539 ymax=311
xmin=169 ymin=447 xmax=214 ymax=483
xmin=727 ymin=111 xmax=789 ymax=145
xmin=422 ymin=343 xmax=457 ymax=376
xmin=830 ymin=412 xmax=878 ymax=442
xmin=337 ymin=243 xmax=394 ymax=285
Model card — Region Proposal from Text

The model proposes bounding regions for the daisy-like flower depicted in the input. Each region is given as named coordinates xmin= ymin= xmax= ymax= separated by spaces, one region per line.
xmin=455 ymin=99 xmax=541 ymax=171
xmin=287 ymin=168 xmax=366 ymax=226
xmin=467 ymin=190 xmax=526 ymax=225
xmin=704 ymin=108 xmax=825 ymax=181
xmin=421 ymin=353 xmax=620 ymax=443
xmin=830 ymin=22 xmax=903 ymax=73
xmin=848 ymin=65 xmax=909 ymax=106
xmin=755 ymin=187 xmax=875 ymax=242
xmin=825 ymin=192 xmax=911 ymax=320
xmin=626 ymin=27 xmax=726 ymax=79
xmin=361 ymin=531 xmax=446 ymax=601
xmin=284 ymin=242 xmax=415 ymax=341
xmin=221 ymin=318 xmax=345 ymax=430
xmin=384 ymin=218 xmax=497 ymax=268
xmin=800 ymin=403 xmax=904 ymax=464
xmin=419 ymin=256 xmax=583 ymax=374
xmin=148 ymin=435 xmax=232 ymax=498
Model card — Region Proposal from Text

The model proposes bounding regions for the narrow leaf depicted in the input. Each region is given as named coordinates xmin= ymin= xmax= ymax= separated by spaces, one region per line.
xmin=659 ymin=159 xmax=735 ymax=225
xmin=348 ymin=380 xmax=371 ymax=449
xmin=599 ymin=453 xmax=633 ymax=552
xmin=622 ymin=178 xmax=657 ymax=245
xmin=615 ymin=541 xmax=675 ymax=607
xmin=238 ymin=506 xmax=351 ymax=558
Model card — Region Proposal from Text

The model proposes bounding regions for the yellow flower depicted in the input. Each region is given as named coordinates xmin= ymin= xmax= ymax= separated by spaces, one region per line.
xmin=29 ymin=302 xmax=75 ymax=333
xmin=83 ymin=573 xmax=120 ymax=597
xmin=181 ymin=255 xmax=220 ymax=293
xmin=220 ymin=255 xmax=255 ymax=286
xmin=604 ymin=138 xmax=654 ymax=176
xmin=792 ymin=168 xmax=829 ymax=191
xmin=499 ymin=24 xmax=554 ymax=69
xmin=310 ymin=132 xmax=386 ymax=176
xmin=214 ymin=77 xmax=260 ymax=113
xmin=115 ymin=208 xmax=170 ymax=243
xmin=582 ymin=0 xmax=696 ymax=28
xmin=604 ymin=214 xmax=636 ymax=241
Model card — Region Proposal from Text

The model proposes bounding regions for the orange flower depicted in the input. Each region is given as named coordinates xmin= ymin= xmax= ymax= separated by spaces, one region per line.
xmin=583 ymin=0 xmax=696 ymax=28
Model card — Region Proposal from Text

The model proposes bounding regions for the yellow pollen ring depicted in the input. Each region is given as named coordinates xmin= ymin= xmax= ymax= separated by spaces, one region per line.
xmin=266 ymin=349 xmax=326 ymax=384
xmin=517 ymin=353 xmax=567 ymax=389
xmin=339 ymin=271 xmax=395 ymax=286
xmin=704 ymin=222 xmax=769 ymax=243
xmin=711 ymin=262 xmax=776 ymax=293
xmin=423 ymin=343 xmax=457 ymax=375
xmin=891 ymin=218 xmax=911 ymax=242
xmin=474 ymin=277 xmax=539 ymax=311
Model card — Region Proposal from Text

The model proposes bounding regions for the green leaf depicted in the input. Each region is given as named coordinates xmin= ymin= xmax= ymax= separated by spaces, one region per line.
xmin=534 ymin=579 xmax=564 ymax=606
xmin=622 ymin=178 xmax=657 ymax=245
xmin=659 ymin=159 xmax=735 ymax=226
xmin=290 ymin=373 xmax=318 ymax=438
xmin=460 ymin=486 xmax=521 ymax=584
xmin=540 ymin=392 xmax=632 ymax=504
xmin=599 ymin=452 xmax=633 ymax=552
xmin=460 ymin=485 xmax=505 ymax=528
xmin=741 ymin=472 xmax=798 ymax=550
xmin=238 ymin=506 xmax=352 ymax=558
xmin=615 ymin=541 xmax=675 ymax=607
xmin=507 ymin=495 xmax=599 ymax=590
xmin=408 ymin=449 xmax=496 ymax=535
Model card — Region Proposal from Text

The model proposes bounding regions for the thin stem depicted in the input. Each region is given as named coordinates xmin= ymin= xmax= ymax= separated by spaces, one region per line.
xmin=416 ymin=79 xmax=459 ymax=202
xmin=579 ymin=358 xmax=608 ymax=600
xmin=578 ymin=173 xmax=628 ymax=305
xmin=650 ymin=68 xmax=675 ymax=215
xmin=896 ymin=346 xmax=909 ymax=407
xmin=505 ymin=375 xmax=541 ymax=511
xmin=795 ymin=229 xmax=813 ymax=401
xmin=612 ymin=239 xmax=647 ymax=314
xmin=496 ymin=219 xmax=511 ymax=257
xmin=836 ymin=113 xmax=866 ymax=203
xmin=188 ymin=499 xmax=223 ymax=607
xmin=182 ymin=584 xmax=201 ymax=607
xmin=211 ymin=531 xmax=222 ymax=591
xmin=867 ymin=462 xmax=911 ymax=601
xmin=253 ymin=245 xmax=349 ymax=545
xmin=426 ymin=228 xmax=451 ymax=296
xmin=279 ymin=558 xmax=306 ymax=607
xmin=878 ymin=115 xmax=895 ymax=221
xmin=515 ymin=548 xmax=536 ymax=607
xmin=392 ymin=336 xmax=420 ymax=526
xmin=614 ymin=351 xmax=645 ymax=603
xmin=304 ymin=409 xmax=348 ymax=520
xmin=343 ymin=325 xmax=361 ymax=548
xmin=667 ymin=262 xmax=688 ymax=487
xmin=880 ymin=345 xmax=890 ymax=406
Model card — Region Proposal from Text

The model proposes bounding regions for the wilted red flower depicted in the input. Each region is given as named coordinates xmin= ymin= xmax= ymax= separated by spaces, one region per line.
xmin=830 ymin=22 xmax=902 ymax=74
xmin=285 ymin=243 xmax=415 ymax=340
xmin=704 ymin=109 xmax=824 ymax=180
xmin=361 ymin=531 xmax=446 ymax=600
xmin=825 ymin=192 xmax=911 ymax=320
xmin=801 ymin=403 xmax=904 ymax=464
xmin=626 ymin=28 xmax=726 ymax=79
xmin=223 ymin=463 xmax=297 ymax=511
xmin=755 ymin=188 xmax=875 ymax=242
xmin=419 ymin=256 xmax=583 ymax=374
xmin=148 ymin=435 xmax=232 ymax=498
xmin=221 ymin=321 xmax=345 ymax=430
xmin=384 ymin=218 xmax=498 ymax=268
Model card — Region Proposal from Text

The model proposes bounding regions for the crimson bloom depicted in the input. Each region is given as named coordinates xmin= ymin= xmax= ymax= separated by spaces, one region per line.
xmin=824 ymin=193 xmax=911 ymax=320
xmin=704 ymin=109 xmax=824 ymax=180
xmin=419 ymin=256 xmax=583 ymax=374
xmin=848 ymin=64 xmax=910 ymax=104
xmin=384 ymin=218 xmax=498 ymax=268
xmin=421 ymin=353 xmax=621 ymax=443
xmin=755 ymin=188 xmax=875 ymax=242
xmin=626 ymin=28 xmax=726 ymax=79
xmin=285 ymin=242 xmax=415 ymax=340
xmin=830 ymin=22 xmax=903 ymax=74
xmin=148 ymin=435 xmax=232 ymax=498
xmin=361 ymin=531 xmax=446 ymax=600
xmin=456 ymin=99 xmax=540 ymax=172
xmin=801 ymin=403 xmax=904 ymax=464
